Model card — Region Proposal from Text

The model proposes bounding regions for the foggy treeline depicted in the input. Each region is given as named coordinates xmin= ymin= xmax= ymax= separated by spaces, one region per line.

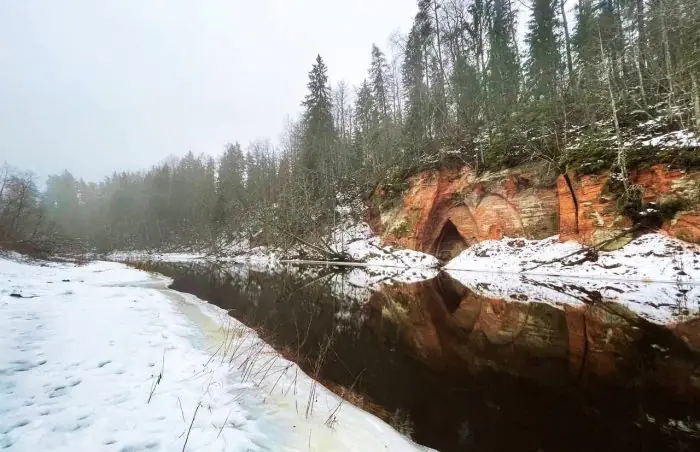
xmin=2 ymin=0 xmax=698 ymax=253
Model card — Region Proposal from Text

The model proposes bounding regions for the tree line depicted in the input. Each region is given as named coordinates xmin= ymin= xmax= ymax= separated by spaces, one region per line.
xmin=2 ymin=0 xmax=698 ymax=253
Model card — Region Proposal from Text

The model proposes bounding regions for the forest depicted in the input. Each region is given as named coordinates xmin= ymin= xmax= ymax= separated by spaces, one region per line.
xmin=1 ymin=0 xmax=698 ymax=254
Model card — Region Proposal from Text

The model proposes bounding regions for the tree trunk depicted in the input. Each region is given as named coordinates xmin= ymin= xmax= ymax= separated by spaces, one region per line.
xmin=614 ymin=0 xmax=627 ymax=81
xmin=634 ymin=45 xmax=647 ymax=107
xmin=560 ymin=0 xmax=574 ymax=83
xmin=423 ymin=47 xmax=433 ymax=139
xmin=0 ymin=168 xmax=7 ymax=201
xmin=636 ymin=0 xmax=646 ymax=71
xmin=599 ymin=29 xmax=627 ymax=188
xmin=11 ymin=184 xmax=28 ymax=236
xmin=432 ymin=0 xmax=447 ymax=86
xmin=660 ymin=0 xmax=674 ymax=119
xmin=692 ymin=69 xmax=700 ymax=131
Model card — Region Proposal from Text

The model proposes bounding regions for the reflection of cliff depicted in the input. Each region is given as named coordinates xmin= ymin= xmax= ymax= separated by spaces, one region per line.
xmin=371 ymin=163 xmax=700 ymax=251
xmin=147 ymin=262 xmax=700 ymax=452
xmin=367 ymin=274 xmax=700 ymax=397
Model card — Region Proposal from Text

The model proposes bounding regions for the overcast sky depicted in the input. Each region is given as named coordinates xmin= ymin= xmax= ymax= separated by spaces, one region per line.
xmin=0 ymin=0 xmax=417 ymax=182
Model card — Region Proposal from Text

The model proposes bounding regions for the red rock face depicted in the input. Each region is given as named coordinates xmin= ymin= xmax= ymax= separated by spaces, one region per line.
xmin=560 ymin=164 xmax=700 ymax=245
xmin=372 ymin=163 xmax=700 ymax=251
xmin=664 ymin=214 xmax=700 ymax=244
xmin=557 ymin=175 xmax=579 ymax=241
xmin=376 ymin=165 xmax=560 ymax=254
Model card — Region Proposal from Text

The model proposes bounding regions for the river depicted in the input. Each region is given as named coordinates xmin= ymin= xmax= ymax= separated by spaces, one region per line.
xmin=136 ymin=261 xmax=700 ymax=452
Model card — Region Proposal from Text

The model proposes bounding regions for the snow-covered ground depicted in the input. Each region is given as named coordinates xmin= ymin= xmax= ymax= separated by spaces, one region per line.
xmin=327 ymin=221 xmax=439 ymax=269
xmin=107 ymin=221 xmax=438 ymax=271
xmin=446 ymin=233 xmax=700 ymax=282
xmin=445 ymin=233 xmax=700 ymax=324
xmin=0 ymin=256 xmax=429 ymax=451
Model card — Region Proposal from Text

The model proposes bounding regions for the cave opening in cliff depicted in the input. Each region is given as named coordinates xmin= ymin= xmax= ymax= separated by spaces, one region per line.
xmin=435 ymin=219 xmax=468 ymax=262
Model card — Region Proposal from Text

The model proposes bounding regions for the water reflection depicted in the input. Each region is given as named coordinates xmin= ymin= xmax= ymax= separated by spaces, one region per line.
xmin=141 ymin=261 xmax=700 ymax=452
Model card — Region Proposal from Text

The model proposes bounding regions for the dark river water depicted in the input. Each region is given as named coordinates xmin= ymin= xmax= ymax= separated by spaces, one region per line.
xmin=138 ymin=261 xmax=700 ymax=452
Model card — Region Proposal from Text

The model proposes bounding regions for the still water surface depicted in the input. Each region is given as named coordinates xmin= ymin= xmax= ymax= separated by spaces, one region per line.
xmin=141 ymin=261 xmax=700 ymax=452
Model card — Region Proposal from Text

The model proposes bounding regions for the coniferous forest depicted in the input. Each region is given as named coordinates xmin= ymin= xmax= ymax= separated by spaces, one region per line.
xmin=2 ymin=0 xmax=699 ymax=253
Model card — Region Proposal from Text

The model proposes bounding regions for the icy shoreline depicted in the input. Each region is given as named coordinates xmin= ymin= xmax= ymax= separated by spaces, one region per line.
xmin=0 ymin=256 xmax=429 ymax=451
xmin=102 ymin=220 xmax=700 ymax=325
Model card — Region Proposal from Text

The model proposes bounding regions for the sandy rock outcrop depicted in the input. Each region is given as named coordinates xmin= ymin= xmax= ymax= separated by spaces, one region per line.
xmin=370 ymin=163 xmax=700 ymax=254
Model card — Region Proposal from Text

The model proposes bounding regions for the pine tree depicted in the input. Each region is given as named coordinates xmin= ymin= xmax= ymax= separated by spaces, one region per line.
xmin=525 ymin=0 xmax=563 ymax=129
xmin=354 ymin=79 xmax=376 ymax=165
xmin=369 ymin=44 xmax=390 ymax=120
xmin=488 ymin=0 xmax=520 ymax=119
xmin=299 ymin=55 xmax=336 ymax=192
xmin=214 ymin=142 xmax=246 ymax=233
xmin=525 ymin=0 xmax=561 ymax=103
xmin=403 ymin=23 xmax=429 ymax=151
xmin=571 ymin=0 xmax=602 ymax=122
xmin=452 ymin=55 xmax=482 ymax=136
xmin=430 ymin=54 xmax=449 ymax=136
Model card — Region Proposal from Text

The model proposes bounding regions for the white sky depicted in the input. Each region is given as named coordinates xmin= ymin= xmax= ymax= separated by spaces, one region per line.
xmin=0 ymin=0 xmax=417 ymax=182
xmin=0 ymin=1 xmax=575 ymax=183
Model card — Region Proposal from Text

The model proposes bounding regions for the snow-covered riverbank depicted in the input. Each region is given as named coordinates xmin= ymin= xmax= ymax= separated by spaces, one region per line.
xmin=103 ymin=222 xmax=700 ymax=325
xmin=0 ymin=256 xmax=428 ymax=451
xmin=445 ymin=233 xmax=700 ymax=282
xmin=108 ymin=221 xmax=439 ymax=270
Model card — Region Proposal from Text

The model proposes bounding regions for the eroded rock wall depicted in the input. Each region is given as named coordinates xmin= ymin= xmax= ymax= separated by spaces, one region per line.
xmin=558 ymin=165 xmax=700 ymax=245
xmin=370 ymin=163 xmax=700 ymax=252
xmin=373 ymin=164 xmax=561 ymax=253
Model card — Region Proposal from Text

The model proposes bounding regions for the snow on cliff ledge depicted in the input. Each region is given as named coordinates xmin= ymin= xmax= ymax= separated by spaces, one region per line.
xmin=445 ymin=233 xmax=700 ymax=282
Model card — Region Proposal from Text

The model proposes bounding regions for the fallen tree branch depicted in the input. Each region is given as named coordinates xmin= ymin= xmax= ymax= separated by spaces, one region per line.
xmin=275 ymin=228 xmax=356 ymax=262
xmin=523 ymin=225 xmax=642 ymax=272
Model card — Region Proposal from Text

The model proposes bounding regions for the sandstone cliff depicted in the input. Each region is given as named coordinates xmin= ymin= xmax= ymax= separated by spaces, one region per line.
xmin=369 ymin=163 xmax=700 ymax=258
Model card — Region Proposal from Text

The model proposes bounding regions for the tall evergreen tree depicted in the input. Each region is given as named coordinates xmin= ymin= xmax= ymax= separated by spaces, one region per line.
xmin=571 ymin=0 xmax=603 ymax=122
xmin=488 ymin=0 xmax=520 ymax=119
xmin=299 ymin=55 xmax=336 ymax=192
xmin=525 ymin=0 xmax=563 ymax=129
xmin=354 ymin=79 xmax=376 ymax=164
xmin=525 ymin=0 xmax=561 ymax=103
xmin=403 ymin=23 xmax=429 ymax=150
xmin=369 ymin=44 xmax=390 ymax=120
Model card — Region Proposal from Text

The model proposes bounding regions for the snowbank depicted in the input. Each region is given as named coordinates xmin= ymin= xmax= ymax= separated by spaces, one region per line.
xmin=329 ymin=222 xmax=439 ymax=269
xmin=0 ymin=257 xmax=429 ymax=451
xmin=445 ymin=233 xmax=700 ymax=282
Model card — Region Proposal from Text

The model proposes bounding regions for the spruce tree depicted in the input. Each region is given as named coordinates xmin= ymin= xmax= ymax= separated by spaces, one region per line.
xmin=488 ymin=0 xmax=520 ymax=119
xmin=299 ymin=55 xmax=336 ymax=192
xmin=571 ymin=0 xmax=602 ymax=122
xmin=526 ymin=0 xmax=561 ymax=99
xmin=403 ymin=23 xmax=428 ymax=152
xmin=525 ymin=0 xmax=562 ymax=124
xmin=369 ymin=44 xmax=390 ymax=120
